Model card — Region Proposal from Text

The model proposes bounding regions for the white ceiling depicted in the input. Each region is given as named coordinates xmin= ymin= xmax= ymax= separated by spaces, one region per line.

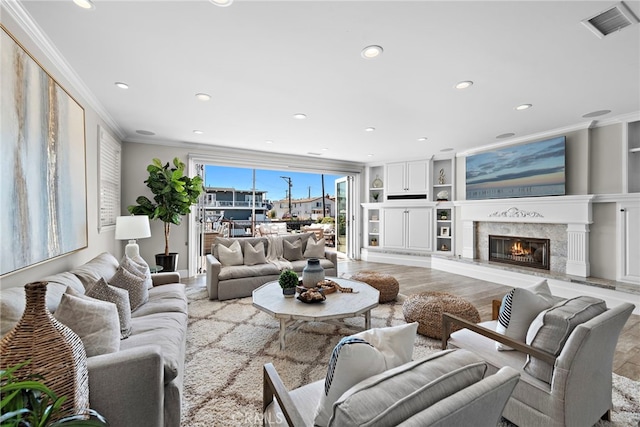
xmin=8 ymin=0 xmax=640 ymax=163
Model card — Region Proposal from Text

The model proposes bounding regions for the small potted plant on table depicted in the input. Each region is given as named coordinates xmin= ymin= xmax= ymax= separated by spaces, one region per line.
xmin=278 ymin=270 xmax=298 ymax=298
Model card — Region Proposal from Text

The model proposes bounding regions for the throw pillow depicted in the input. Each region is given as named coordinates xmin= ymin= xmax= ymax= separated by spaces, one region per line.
xmin=109 ymin=265 xmax=149 ymax=311
xmin=54 ymin=293 xmax=120 ymax=357
xmin=283 ymin=239 xmax=303 ymax=261
xmin=495 ymin=279 xmax=559 ymax=350
xmin=218 ymin=240 xmax=243 ymax=266
xmin=244 ymin=241 xmax=267 ymax=266
xmin=524 ymin=296 xmax=607 ymax=384
xmin=303 ymin=237 xmax=325 ymax=259
xmin=314 ymin=336 xmax=386 ymax=427
xmin=351 ymin=322 xmax=418 ymax=370
xmin=128 ymin=254 xmax=153 ymax=290
xmin=86 ymin=278 xmax=132 ymax=339
xmin=329 ymin=349 xmax=486 ymax=427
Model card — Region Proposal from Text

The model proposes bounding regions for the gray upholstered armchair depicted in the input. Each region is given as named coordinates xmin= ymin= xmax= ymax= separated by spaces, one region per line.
xmin=442 ymin=300 xmax=634 ymax=427
xmin=263 ymin=348 xmax=520 ymax=427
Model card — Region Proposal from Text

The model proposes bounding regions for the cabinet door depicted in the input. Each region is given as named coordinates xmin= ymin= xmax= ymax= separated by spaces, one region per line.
xmin=383 ymin=208 xmax=406 ymax=249
xmin=386 ymin=162 xmax=407 ymax=195
xmin=406 ymin=208 xmax=433 ymax=251
xmin=406 ymin=160 xmax=428 ymax=194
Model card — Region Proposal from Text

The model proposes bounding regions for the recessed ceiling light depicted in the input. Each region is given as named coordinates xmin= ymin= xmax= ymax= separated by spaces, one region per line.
xmin=209 ymin=0 xmax=233 ymax=6
xmin=195 ymin=93 xmax=211 ymax=101
xmin=136 ymin=130 xmax=155 ymax=136
xmin=417 ymin=137 xmax=428 ymax=141
xmin=582 ymin=109 xmax=611 ymax=118
xmin=365 ymin=127 xmax=376 ymax=132
xmin=114 ymin=82 xmax=129 ymax=89
xmin=73 ymin=0 xmax=95 ymax=10
xmin=496 ymin=133 xmax=515 ymax=139
xmin=265 ymin=140 xmax=273 ymax=144
xmin=193 ymin=130 xmax=204 ymax=135
xmin=515 ymin=104 xmax=532 ymax=111
xmin=322 ymin=147 xmax=329 ymax=151
xmin=361 ymin=45 xmax=383 ymax=59
xmin=367 ymin=154 xmax=374 ymax=157
xmin=293 ymin=113 xmax=307 ymax=119
xmin=455 ymin=81 xmax=473 ymax=89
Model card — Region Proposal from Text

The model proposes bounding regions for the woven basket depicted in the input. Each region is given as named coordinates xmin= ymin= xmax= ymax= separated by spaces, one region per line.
xmin=0 ymin=281 xmax=89 ymax=415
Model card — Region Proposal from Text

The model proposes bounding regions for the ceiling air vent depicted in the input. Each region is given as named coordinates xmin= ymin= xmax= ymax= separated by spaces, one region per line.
xmin=581 ymin=2 xmax=639 ymax=38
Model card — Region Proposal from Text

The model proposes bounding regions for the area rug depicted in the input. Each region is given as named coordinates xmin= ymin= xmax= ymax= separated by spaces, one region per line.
xmin=181 ymin=288 xmax=640 ymax=426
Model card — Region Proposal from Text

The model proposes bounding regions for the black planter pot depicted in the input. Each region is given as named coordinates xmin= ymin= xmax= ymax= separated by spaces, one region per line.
xmin=155 ymin=253 xmax=179 ymax=272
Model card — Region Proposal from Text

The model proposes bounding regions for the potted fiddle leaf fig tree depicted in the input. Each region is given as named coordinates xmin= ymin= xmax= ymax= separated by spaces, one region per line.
xmin=128 ymin=157 xmax=204 ymax=272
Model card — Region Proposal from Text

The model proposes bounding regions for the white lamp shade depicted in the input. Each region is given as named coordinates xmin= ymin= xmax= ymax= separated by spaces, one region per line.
xmin=115 ymin=216 xmax=151 ymax=240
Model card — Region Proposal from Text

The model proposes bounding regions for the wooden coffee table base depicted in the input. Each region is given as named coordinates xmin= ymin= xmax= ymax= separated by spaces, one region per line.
xmin=253 ymin=278 xmax=379 ymax=350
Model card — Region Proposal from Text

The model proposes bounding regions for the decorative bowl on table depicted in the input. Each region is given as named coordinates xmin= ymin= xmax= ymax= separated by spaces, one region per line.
xmin=297 ymin=288 xmax=326 ymax=303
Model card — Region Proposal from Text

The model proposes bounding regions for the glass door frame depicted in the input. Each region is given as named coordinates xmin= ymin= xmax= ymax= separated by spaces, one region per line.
xmin=335 ymin=175 xmax=360 ymax=259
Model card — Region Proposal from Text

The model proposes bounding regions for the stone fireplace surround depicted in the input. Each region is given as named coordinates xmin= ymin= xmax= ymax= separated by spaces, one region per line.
xmin=457 ymin=195 xmax=594 ymax=277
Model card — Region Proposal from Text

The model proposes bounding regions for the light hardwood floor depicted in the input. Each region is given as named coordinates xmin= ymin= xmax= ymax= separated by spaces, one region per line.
xmin=185 ymin=259 xmax=640 ymax=381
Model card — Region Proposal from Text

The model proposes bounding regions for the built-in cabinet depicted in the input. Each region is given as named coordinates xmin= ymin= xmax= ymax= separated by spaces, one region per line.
xmin=386 ymin=160 xmax=429 ymax=196
xmin=383 ymin=207 xmax=433 ymax=251
xmin=435 ymin=205 xmax=454 ymax=253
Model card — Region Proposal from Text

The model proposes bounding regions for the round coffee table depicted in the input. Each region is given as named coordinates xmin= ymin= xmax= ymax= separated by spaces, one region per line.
xmin=252 ymin=277 xmax=379 ymax=350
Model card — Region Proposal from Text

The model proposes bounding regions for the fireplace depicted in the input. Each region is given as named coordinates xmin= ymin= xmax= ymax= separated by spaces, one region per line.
xmin=489 ymin=235 xmax=550 ymax=270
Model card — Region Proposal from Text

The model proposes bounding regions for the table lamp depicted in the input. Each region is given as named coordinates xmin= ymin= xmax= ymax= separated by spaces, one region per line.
xmin=115 ymin=215 xmax=151 ymax=258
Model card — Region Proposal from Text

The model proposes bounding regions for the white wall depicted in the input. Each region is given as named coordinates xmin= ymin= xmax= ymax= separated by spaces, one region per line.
xmin=0 ymin=14 xmax=120 ymax=289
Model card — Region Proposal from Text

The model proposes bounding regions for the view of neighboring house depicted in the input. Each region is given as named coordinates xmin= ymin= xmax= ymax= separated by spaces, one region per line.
xmin=202 ymin=187 xmax=270 ymax=231
xmin=271 ymin=195 xmax=335 ymax=220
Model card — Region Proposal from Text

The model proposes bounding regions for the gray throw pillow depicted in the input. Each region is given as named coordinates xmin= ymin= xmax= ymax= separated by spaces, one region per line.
xmin=303 ymin=237 xmax=325 ymax=259
xmin=54 ymin=293 xmax=120 ymax=357
xmin=244 ymin=241 xmax=266 ymax=266
xmin=109 ymin=265 xmax=149 ymax=311
xmin=283 ymin=239 xmax=303 ymax=261
xmin=120 ymin=255 xmax=152 ymax=290
xmin=86 ymin=278 xmax=132 ymax=339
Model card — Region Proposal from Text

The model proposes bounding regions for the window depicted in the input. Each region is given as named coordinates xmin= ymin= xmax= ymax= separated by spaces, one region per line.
xmin=98 ymin=126 xmax=121 ymax=231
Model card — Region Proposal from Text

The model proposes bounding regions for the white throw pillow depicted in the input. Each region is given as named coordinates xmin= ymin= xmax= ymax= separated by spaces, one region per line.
xmin=54 ymin=293 xmax=120 ymax=357
xmin=303 ymin=237 xmax=325 ymax=259
xmin=314 ymin=323 xmax=418 ymax=427
xmin=218 ymin=240 xmax=243 ymax=266
xmin=495 ymin=279 xmax=559 ymax=350
xmin=243 ymin=241 xmax=266 ymax=266
xmin=352 ymin=322 xmax=418 ymax=369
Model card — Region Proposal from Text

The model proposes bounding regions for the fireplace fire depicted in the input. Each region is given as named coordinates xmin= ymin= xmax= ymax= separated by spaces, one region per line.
xmin=489 ymin=235 xmax=550 ymax=270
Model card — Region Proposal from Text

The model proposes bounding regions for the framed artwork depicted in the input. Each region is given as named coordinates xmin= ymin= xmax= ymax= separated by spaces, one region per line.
xmin=440 ymin=227 xmax=450 ymax=237
xmin=1 ymin=26 xmax=87 ymax=276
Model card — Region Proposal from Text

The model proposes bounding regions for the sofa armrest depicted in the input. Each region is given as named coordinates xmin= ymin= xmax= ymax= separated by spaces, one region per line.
xmin=441 ymin=313 xmax=556 ymax=365
xmin=151 ymin=272 xmax=181 ymax=286
xmin=324 ymin=250 xmax=338 ymax=269
xmin=263 ymin=363 xmax=305 ymax=427
xmin=206 ymin=254 xmax=222 ymax=300
xmin=87 ymin=345 xmax=164 ymax=427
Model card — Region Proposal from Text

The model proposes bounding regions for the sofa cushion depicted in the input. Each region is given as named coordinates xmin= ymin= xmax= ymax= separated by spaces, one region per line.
xmin=120 ymin=311 xmax=188 ymax=384
xmin=314 ymin=336 xmax=387 ymax=427
xmin=329 ymin=349 xmax=487 ymax=427
xmin=131 ymin=284 xmax=188 ymax=317
xmin=244 ymin=241 xmax=267 ymax=266
xmin=218 ymin=240 xmax=244 ymax=266
xmin=218 ymin=263 xmax=280 ymax=281
xmin=54 ymin=293 xmax=121 ymax=357
xmin=495 ymin=280 xmax=559 ymax=350
xmin=283 ymin=239 xmax=304 ymax=261
xmin=524 ymin=296 xmax=607 ymax=384
xmin=42 ymin=272 xmax=86 ymax=295
xmin=303 ymin=237 xmax=325 ymax=259
xmin=110 ymin=265 xmax=149 ymax=311
xmin=70 ymin=252 xmax=119 ymax=289
xmin=86 ymin=278 xmax=132 ymax=339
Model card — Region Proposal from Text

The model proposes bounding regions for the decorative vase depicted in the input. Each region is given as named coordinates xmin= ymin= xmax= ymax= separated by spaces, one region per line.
xmin=302 ymin=258 xmax=325 ymax=288
xmin=0 ymin=281 xmax=89 ymax=416
xmin=282 ymin=287 xmax=296 ymax=298
xmin=372 ymin=175 xmax=383 ymax=188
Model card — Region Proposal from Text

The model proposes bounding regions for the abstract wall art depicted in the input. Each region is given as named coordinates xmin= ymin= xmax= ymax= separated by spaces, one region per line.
xmin=1 ymin=26 xmax=87 ymax=276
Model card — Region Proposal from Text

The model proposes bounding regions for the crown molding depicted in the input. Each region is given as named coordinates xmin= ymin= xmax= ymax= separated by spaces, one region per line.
xmin=2 ymin=0 xmax=125 ymax=140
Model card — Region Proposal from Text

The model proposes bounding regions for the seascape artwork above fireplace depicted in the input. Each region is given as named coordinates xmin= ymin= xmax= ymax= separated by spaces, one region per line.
xmin=489 ymin=235 xmax=550 ymax=270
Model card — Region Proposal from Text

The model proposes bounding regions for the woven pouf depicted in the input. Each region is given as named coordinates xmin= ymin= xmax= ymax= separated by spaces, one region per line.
xmin=350 ymin=271 xmax=400 ymax=303
xmin=402 ymin=291 xmax=480 ymax=339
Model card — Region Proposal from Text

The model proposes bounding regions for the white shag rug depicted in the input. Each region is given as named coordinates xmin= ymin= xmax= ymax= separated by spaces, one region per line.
xmin=181 ymin=288 xmax=640 ymax=426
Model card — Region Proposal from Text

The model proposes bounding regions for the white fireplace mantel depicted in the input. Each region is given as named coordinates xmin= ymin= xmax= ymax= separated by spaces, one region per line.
xmin=454 ymin=195 xmax=595 ymax=277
